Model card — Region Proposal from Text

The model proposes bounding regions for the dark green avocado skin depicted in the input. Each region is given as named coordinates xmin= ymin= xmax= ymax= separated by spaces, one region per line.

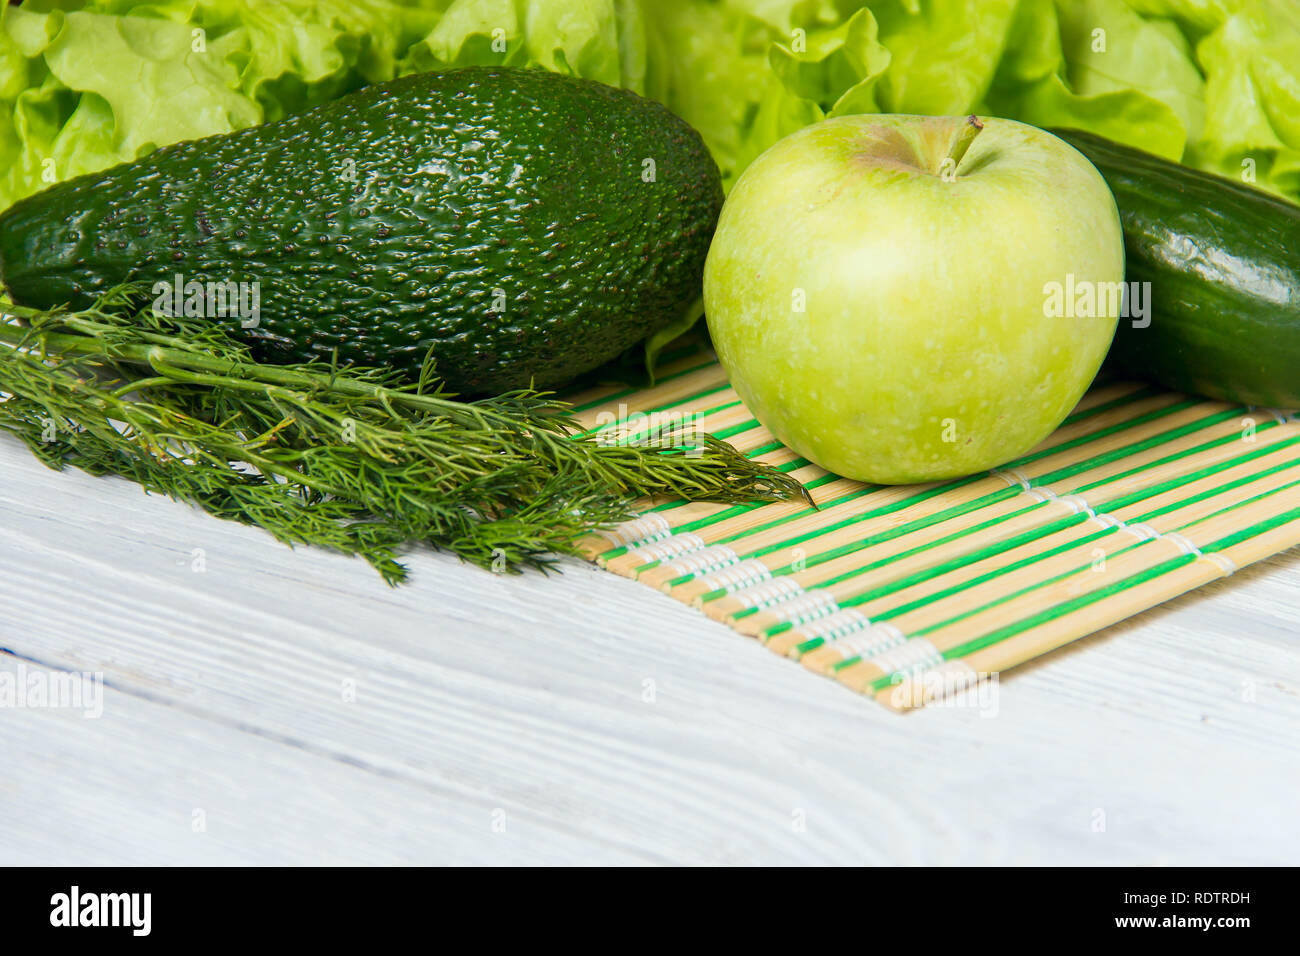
xmin=0 ymin=67 xmax=723 ymax=393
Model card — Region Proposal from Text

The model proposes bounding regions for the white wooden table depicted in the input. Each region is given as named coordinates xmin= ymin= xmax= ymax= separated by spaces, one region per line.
xmin=2 ymin=431 xmax=1298 ymax=865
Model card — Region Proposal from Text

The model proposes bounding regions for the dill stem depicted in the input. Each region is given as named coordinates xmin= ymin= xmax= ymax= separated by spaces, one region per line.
xmin=2 ymin=338 xmax=344 ymax=497
xmin=0 ymin=323 xmax=432 ymax=405
xmin=1 ymin=298 xmax=808 ymax=581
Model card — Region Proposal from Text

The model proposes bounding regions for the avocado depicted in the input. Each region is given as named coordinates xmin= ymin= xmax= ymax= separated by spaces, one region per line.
xmin=0 ymin=67 xmax=723 ymax=394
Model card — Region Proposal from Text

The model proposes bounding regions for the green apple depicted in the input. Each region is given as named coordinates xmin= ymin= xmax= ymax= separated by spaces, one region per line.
xmin=703 ymin=114 xmax=1125 ymax=484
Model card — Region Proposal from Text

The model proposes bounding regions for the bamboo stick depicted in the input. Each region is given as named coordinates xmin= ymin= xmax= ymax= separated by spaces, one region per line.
xmin=753 ymin=419 xmax=1299 ymax=639
xmin=568 ymin=363 xmax=731 ymax=429
xmin=1066 ymin=380 xmax=1150 ymax=414
xmin=789 ymin=459 xmax=1300 ymax=667
xmin=766 ymin=516 xmax=1105 ymax=657
xmin=877 ymin=515 xmax=1300 ymax=710
xmin=582 ymin=381 xmax=1186 ymax=570
xmin=714 ymin=494 xmax=1046 ymax=627
xmin=568 ymin=356 xmax=1300 ymax=710
xmin=696 ymin=409 xmax=1288 ymax=624
xmin=562 ymin=346 xmax=720 ymax=414
xmin=837 ymin=486 xmax=1300 ymax=695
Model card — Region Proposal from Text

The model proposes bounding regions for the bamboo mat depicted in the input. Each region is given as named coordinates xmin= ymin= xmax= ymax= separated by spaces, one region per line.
xmin=566 ymin=344 xmax=1300 ymax=710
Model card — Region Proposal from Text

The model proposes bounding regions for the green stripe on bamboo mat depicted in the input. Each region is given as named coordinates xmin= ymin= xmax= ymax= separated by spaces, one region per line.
xmin=768 ymin=511 xmax=1092 ymax=635
xmin=861 ymin=552 xmax=1195 ymax=694
xmin=564 ymin=353 xmax=1300 ymax=709
xmin=564 ymin=352 xmax=720 ymax=414
xmin=640 ymin=441 xmax=807 ymax=515
xmin=697 ymin=485 xmax=1024 ymax=603
xmin=785 ymin=463 xmax=1300 ymax=659
xmin=628 ymin=471 xmax=846 ymax=573
xmin=583 ymin=376 xmax=1162 ymax=558
xmin=766 ymin=425 xmax=1300 ymax=634
xmin=831 ymin=481 xmax=1294 ymax=675
xmin=673 ymin=396 xmax=1223 ymax=592
xmin=575 ymin=392 xmax=739 ymax=440
xmin=862 ymin=503 xmax=1300 ymax=698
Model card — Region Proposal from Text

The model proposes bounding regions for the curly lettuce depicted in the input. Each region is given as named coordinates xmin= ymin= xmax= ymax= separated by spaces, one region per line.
xmin=3 ymin=0 xmax=1300 ymax=213
xmin=0 ymin=0 xmax=440 ymax=210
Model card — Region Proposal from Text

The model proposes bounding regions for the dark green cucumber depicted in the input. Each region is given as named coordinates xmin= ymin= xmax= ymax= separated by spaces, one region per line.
xmin=1054 ymin=128 xmax=1300 ymax=408
xmin=0 ymin=67 xmax=723 ymax=394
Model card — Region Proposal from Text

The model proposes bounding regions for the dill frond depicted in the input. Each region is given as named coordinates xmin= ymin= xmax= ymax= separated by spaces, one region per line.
xmin=0 ymin=291 xmax=805 ymax=584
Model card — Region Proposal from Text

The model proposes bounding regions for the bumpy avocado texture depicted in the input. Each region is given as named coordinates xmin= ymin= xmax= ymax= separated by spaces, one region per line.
xmin=0 ymin=66 xmax=724 ymax=393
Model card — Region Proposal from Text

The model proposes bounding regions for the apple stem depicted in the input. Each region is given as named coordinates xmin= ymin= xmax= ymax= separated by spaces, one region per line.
xmin=942 ymin=115 xmax=984 ymax=178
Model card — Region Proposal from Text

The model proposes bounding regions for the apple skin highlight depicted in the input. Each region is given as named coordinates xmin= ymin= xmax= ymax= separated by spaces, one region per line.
xmin=703 ymin=114 xmax=1126 ymax=485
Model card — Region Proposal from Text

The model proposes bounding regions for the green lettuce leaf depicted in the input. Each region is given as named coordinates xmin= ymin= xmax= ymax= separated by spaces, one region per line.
xmin=770 ymin=6 xmax=891 ymax=113
xmin=871 ymin=0 xmax=1019 ymax=115
xmin=0 ymin=0 xmax=436 ymax=211
xmin=1055 ymin=0 xmax=1205 ymax=146
xmin=1191 ymin=0 xmax=1300 ymax=195
xmin=1118 ymin=0 xmax=1242 ymax=35
xmin=400 ymin=0 xmax=649 ymax=92
xmin=5 ymin=0 xmax=1300 ymax=215
xmin=986 ymin=0 xmax=1194 ymax=160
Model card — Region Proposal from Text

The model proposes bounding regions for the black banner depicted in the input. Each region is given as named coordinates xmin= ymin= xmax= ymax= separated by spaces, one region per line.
xmin=1 ymin=866 xmax=1283 ymax=942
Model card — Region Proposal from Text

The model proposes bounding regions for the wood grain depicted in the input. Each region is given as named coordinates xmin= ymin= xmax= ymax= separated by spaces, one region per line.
xmin=1 ymin=433 xmax=1298 ymax=864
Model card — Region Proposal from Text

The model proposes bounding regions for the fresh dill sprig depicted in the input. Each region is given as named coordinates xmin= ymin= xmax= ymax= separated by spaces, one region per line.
xmin=0 ymin=290 xmax=806 ymax=584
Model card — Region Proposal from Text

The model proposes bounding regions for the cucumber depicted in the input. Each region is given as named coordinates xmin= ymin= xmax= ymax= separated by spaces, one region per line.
xmin=1053 ymin=128 xmax=1300 ymax=408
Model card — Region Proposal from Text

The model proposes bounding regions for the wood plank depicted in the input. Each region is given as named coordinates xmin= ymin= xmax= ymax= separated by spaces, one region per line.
xmin=3 ymin=434 xmax=1300 ymax=864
